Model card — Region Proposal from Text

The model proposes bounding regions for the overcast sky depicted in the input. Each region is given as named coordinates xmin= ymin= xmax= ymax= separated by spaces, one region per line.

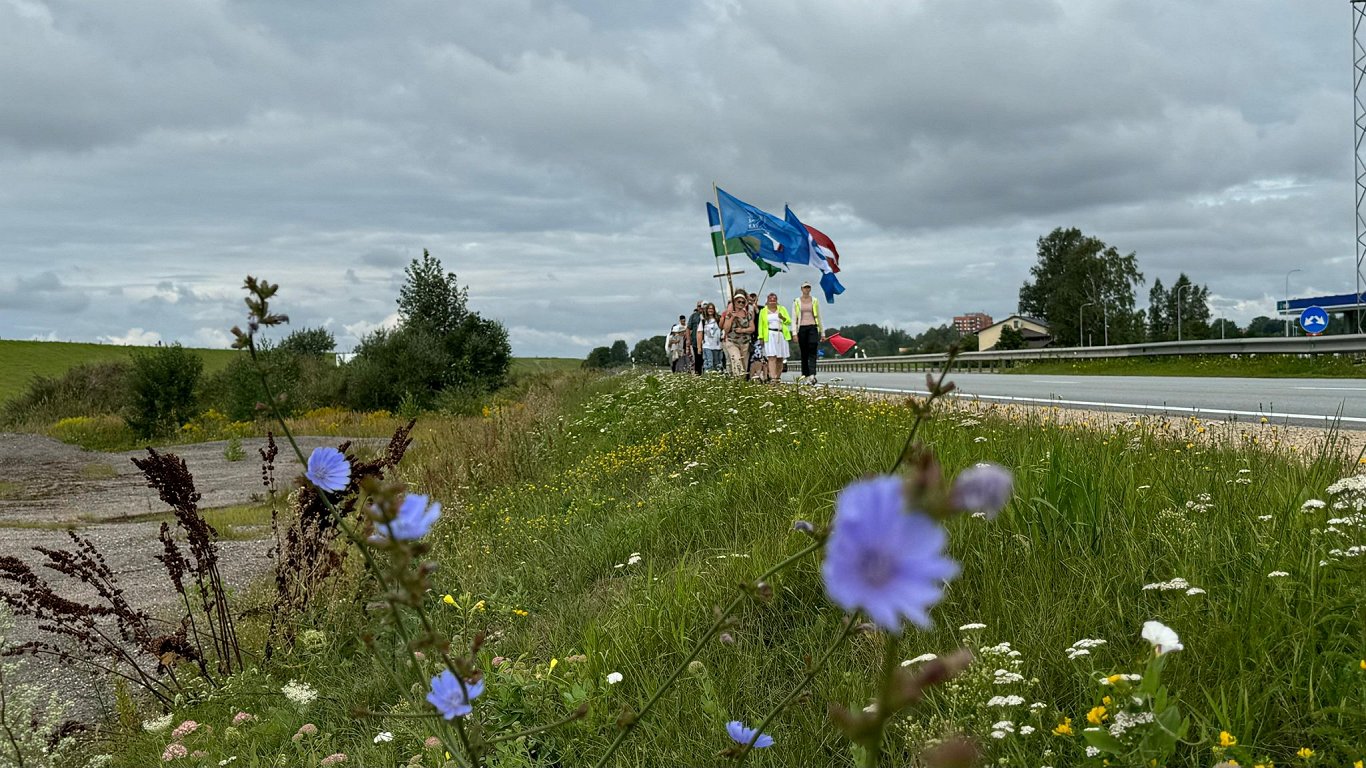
xmin=0 ymin=0 xmax=1357 ymax=356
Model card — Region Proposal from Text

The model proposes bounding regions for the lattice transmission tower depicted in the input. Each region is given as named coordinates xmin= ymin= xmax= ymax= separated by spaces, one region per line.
xmin=1354 ymin=1 xmax=1366 ymax=329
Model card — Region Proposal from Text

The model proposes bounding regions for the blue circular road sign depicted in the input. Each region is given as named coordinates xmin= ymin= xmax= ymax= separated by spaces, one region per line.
xmin=1298 ymin=306 xmax=1329 ymax=335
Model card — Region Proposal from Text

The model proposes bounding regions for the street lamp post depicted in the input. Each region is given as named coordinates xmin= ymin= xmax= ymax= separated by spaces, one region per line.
xmin=1176 ymin=284 xmax=1191 ymax=341
xmin=1080 ymin=301 xmax=1095 ymax=347
xmin=1284 ymin=268 xmax=1302 ymax=337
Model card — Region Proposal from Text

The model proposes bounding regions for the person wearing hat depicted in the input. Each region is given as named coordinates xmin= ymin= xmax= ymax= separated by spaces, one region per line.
xmin=666 ymin=319 xmax=689 ymax=373
xmin=792 ymin=282 xmax=824 ymax=384
xmin=686 ymin=300 xmax=705 ymax=375
xmin=719 ymin=289 xmax=755 ymax=377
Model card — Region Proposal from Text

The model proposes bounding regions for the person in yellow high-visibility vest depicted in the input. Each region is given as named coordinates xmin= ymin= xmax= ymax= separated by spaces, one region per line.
xmin=756 ymin=292 xmax=792 ymax=384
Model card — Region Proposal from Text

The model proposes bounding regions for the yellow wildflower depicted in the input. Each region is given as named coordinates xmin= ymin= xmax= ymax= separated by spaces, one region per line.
xmin=1354 ymin=761 xmax=1362 ymax=768
xmin=1219 ymin=731 xmax=1237 ymax=747
xmin=549 ymin=658 xmax=558 ymax=672
xmin=1051 ymin=716 xmax=1073 ymax=736
xmin=1102 ymin=695 xmax=1112 ymax=706
xmin=513 ymin=609 xmax=529 ymax=617
xmin=441 ymin=594 xmax=456 ymax=606
xmin=1087 ymin=705 xmax=1107 ymax=725
xmin=1360 ymin=659 xmax=1366 ymax=670
xmin=1106 ymin=674 xmax=1125 ymax=684
xmin=1296 ymin=748 xmax=1314 ymax=759
xmin=473 ymin=600 xmax=486 ymax=612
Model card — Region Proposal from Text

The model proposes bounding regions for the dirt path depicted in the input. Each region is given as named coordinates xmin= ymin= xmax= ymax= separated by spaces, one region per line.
xmin=0 ymin=433 xmax=375 ymax=716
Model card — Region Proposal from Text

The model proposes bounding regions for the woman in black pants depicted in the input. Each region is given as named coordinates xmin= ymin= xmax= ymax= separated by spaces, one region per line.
xmin=792 ymin=282 xmax=823 ymax=384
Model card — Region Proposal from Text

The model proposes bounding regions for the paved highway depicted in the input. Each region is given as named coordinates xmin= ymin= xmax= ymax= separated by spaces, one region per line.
xmin=823 ymin=371 xmax=1366 ymax=426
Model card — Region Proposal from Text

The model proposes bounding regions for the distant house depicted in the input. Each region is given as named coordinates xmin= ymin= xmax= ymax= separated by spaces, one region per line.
xmin=978 ymin=315 xmax=1052 ymax=350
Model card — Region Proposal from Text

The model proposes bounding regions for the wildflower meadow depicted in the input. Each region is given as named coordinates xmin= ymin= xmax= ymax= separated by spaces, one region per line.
xmin=3 ymin=277 xmax=1365 ymax=767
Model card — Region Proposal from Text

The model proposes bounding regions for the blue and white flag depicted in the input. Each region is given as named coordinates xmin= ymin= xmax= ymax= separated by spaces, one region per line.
xmin=715 ymin=187 xmax=808 ymax=267
xmin=784 ymin=205 xmax=846 ymax=303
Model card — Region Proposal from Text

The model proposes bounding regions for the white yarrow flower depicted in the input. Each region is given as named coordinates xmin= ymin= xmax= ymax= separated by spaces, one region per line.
xmin=958 ymin=622 xmax=987 ymax=631
xmin=282 ymin=679 xmax=318 ymax=707
xmin=1140 ymin=620 xmax=1183 ymax=655
xmin=1268 ymin=570 xmax=1290 ymax=578
xmin=142 ymin=713 xmax=173 ymax=733
xmin=901 ymin=653 xmax=938 ymax=666
xmin=606 ymin=672 xmax=623 ymax=685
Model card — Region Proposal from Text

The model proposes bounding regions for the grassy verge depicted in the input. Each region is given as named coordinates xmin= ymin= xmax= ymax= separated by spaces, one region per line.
xmin=92 ymin=372 xmax=1366 ymax=766
xmin=1006 ymin=354 xmax=1366 ymax=378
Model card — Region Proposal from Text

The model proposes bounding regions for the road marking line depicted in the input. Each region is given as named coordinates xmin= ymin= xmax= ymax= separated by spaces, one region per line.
xmin=1292 ymin=386 xmax=1366 ymax=391
xmin=827 ymin=385 xmax=1366 ymax=424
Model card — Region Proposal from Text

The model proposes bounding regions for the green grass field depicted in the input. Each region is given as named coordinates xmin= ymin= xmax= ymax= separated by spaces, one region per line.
xmin=1006 ymin=354 xmax=1366 ymax=378
xmin=0 ymin=339 xmax=580 ymax=406
xmin=0 ymin=339 xmax=240 ymax=404
xmin=87 ymin=373 xmax=1366 ymax=767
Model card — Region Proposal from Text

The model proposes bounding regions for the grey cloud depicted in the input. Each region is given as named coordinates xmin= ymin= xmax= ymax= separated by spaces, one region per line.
xmin=0 ymin=271 xmax=90 ymax=312
xmin=0 ymin=0 xmax=1355 ymax=356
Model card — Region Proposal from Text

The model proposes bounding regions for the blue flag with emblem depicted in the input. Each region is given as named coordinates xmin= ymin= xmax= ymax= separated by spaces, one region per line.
xmin=707 ymin=202 xmax=782 ymax=277
xmin=715 ymin=187 xmax=809 ymax=266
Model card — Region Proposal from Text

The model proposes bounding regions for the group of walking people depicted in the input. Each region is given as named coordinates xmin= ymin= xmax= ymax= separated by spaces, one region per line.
xmin=666 ymin=282 xmax=826 ymax=384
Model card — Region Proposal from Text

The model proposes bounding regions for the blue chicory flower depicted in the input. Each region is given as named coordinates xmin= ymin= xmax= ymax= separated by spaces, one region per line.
xmin=726 ymin=720 xmax=774 ymax=748
xmin=373 ymin=494 xmax=442 ymax=541
xmin=426 ymin=670 xmax=485 ymax=719
xmin=305 ymin=447 xmax=351 ymax=492
xmin=821 ymin=475 xmax=959 ymax=633
xmin=949 ymin=463 xmax=1014 ymax=518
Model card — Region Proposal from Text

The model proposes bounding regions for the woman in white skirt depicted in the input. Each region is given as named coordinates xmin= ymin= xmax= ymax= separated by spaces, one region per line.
xmin=756 ymin=292 xmax=792 ymax=384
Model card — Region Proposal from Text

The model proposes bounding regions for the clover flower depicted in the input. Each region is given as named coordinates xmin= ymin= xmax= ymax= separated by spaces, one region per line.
xmin=821 ymin=475 xmax=959 ymax=632
xmin=305 ymin=447 xmax=350 ymax=492
xmin=373 ymin=494 xmax=442 ymax=541
xmin=1141 ymin=620 xmax=1183 ymax=655
xmin=427 ymin=670 xmax=485 ymax=720
xmin=726 ymin=720 xmax=774 ymax=748
xmin=950 ymin=463 xmax=1014 ymax=518
xmin=320 ymin=755 xmax=347 ymax=766
xmin=292 ymin=724 xmax=317 ymax=742
xmin=171 ymin=720 xmax=199 ymax=739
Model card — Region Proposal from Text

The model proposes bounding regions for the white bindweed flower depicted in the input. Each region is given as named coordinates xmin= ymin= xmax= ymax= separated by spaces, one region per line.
xmin=1141 ymin=620 xmax=1183 ymax=655
xmin=373 ymin=732 xmax=393 ymax=744
xmin=606 ymin=672 xmax=623 ymax=685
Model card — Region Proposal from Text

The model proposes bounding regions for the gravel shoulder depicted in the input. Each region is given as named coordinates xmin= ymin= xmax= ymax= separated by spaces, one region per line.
xmin=0 ymin=432 xmax=382 ymax=716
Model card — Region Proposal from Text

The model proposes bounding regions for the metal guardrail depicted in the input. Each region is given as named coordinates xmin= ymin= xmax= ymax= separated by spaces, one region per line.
xmin=817 ymin=334 xmax=1366 ymax=372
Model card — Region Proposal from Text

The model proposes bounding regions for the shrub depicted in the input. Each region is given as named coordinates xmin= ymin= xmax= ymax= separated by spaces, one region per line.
xmin=125 ymin=344 xmax=203 ymax=438
xmin=201 ymin=347 xmax=343 ymax=421
xmin=47 ymin=415 xmax=137 ymax=451
xmin=0 ymin=360 xmax=131 ymax=427
xmin=341 ymin=327 xmax=448 ymax=410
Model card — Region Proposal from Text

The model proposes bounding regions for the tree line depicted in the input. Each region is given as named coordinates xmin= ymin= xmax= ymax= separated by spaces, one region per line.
xmin=1019 ymin=227 xmax=1332 ymax=346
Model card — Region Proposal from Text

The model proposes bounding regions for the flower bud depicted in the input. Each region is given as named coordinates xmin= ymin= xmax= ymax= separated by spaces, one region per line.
xmin=719 ymin=632 xmax=735 ymax=645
